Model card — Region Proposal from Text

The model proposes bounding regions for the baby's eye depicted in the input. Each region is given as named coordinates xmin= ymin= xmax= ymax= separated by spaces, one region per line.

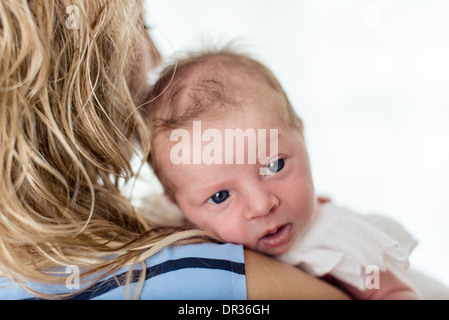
xmin=207 ymin=190 xmax=230 ymax=204
xmin=268 ymin=159 xmax=285 ymax=174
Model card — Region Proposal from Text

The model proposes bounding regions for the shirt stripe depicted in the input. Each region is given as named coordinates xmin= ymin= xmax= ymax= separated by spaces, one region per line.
xmin=25 ymin=257 xmax=245 ymax=300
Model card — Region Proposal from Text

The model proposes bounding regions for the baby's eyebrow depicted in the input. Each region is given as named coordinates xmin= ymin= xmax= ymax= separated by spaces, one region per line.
xmin=257 ymin=131 xmax=284 ymax=165
xmin=180 ymin=177 xmax=219 ymax=202
xmin=195 ymin=181 xmax=225 ymax=197
xmin=186 ymin=171 xmax=236 ymax=203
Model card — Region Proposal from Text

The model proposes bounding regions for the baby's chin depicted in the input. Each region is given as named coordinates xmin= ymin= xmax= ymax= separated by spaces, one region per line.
xmin=257 ymin=246 xmax=290 ymax=257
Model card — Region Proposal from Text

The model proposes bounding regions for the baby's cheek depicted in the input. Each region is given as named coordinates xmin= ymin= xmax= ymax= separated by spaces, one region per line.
xmin=216 ymin=223 xmax=253 ymax=248
xmin=287 ymin=180 xmax=315 ymax=222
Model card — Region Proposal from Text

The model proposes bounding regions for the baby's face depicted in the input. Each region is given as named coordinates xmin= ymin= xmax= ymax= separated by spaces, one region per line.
xmin=154 ymin=100 xmax=315 ymax=256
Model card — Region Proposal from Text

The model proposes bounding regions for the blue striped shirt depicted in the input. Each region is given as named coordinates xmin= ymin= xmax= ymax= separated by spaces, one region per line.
xmin=0 ymin=243 xmax=246 ymax=300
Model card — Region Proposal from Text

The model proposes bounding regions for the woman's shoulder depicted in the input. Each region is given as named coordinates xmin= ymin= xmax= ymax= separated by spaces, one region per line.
xmin=0 ymin=243 xmax=246 ymax=300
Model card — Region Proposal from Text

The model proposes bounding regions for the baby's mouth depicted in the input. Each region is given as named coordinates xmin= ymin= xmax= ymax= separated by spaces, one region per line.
xmin=259 ymin=224 xmax=292 ymax=248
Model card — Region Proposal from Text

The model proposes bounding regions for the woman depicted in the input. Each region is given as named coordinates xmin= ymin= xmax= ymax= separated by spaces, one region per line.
xmin=0 ymin=0 xmax=348 ymax=300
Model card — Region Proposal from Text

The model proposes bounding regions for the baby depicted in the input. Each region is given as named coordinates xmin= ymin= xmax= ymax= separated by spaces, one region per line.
xmin=141 ymin=49 xmax=421 ymax=299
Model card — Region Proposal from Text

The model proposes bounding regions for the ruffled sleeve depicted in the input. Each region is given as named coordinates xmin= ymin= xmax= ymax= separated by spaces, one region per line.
xmin=277 ymin=203 xmax=418 ymax=291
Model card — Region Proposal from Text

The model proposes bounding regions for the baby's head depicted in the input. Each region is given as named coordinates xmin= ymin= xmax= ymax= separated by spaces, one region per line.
xmin=142 ymin=50 xmax=315 ymax=256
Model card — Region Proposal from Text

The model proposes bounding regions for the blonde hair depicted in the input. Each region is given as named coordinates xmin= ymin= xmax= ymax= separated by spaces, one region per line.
xmin=142 ymin=49 xmax=304 ymax=198
xmin=0 ymin=0 xmax=213 ymax=299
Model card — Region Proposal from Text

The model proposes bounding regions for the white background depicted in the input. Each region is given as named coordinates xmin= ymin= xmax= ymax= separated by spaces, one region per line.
xmin=140 ymin=0 xmax=449 ymax=287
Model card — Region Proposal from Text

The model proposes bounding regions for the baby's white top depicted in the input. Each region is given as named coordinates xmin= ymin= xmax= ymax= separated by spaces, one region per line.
xmin=277 ymin=203 xmax=418 ymax=291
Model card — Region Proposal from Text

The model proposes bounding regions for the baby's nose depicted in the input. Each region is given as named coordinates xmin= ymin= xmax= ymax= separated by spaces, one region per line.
xmin=244 ymin=188 xmax=279 ymax=220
